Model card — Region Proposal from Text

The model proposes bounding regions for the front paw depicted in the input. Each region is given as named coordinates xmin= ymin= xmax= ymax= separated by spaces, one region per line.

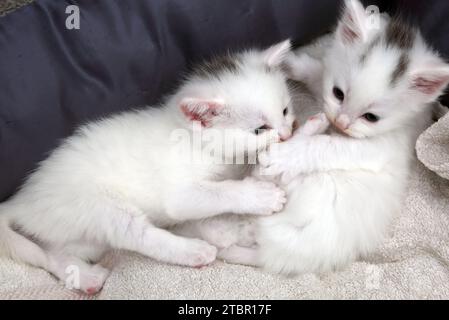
xmin=182 ymin=239 xmax=217 ymax=268
xmin=76 ymin=265 xmax=110 ymax=296
xmin=258 ymin=144 xmax=298 ymax=184
xmin=299 ymin=112 xmax=330 ymax=136
xmin=242 ymin=178 xmax=287 ymax=215
xmin=256 ymin=129 xmax=281 ymax=150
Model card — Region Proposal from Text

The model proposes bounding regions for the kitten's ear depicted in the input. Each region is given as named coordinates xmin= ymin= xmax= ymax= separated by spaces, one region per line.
xmin=180 ymin=98 xmax=225 ymax=127
xmin=263 ymin=39 xmax=292 ymax=68
xmin=410 ymin=63 xmax=449 ymax=102
xmin=337 ymin=0 xmax=369 ymax=44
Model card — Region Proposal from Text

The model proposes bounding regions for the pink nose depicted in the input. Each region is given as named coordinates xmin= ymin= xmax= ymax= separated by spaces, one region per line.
xmin=279 ymin=128 xmax=293 ymax=142
xmin=335 ymin=115 xmax=350 ymax=131
xmin=280 ymin=134 xmax=292 ymax=142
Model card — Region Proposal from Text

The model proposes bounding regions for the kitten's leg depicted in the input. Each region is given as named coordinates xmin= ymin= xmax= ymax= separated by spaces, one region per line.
xmin=167 ymin=179 xmax=286 ymax=221
xmin=258 ymin=113 xmax=329 ymax=182
xmin=103 ymin=210 xmax=217 ymax=267
xmin=36 ymin=206 xmax=217 ymax=291
xmin=218 ymin=245 xmax=260 ymax=267
xmin=259 ymin=113 xmax=385 ymax=181
xmin=171 ymin=215 xmax=257 ymax=249
xmin=57 ymin=242 xmax=108 ymax=263
xmin=46 ymin=252 xmax=109 ymax=295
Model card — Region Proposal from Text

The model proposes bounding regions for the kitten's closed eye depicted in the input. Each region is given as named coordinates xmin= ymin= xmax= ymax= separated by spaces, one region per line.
xmin=255 ymin=125 xmax=270 ymax=135
xmin=283 ymin=108 xmax=288 ymax=116
xmin=362 ymin=113 xmax=379 ymax=123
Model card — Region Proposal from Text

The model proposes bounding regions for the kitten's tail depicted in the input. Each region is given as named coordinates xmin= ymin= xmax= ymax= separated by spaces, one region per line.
xmin=0 ymin=204 xmax=49 ymax=269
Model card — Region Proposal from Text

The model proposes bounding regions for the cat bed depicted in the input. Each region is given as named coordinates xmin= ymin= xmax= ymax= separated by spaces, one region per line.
xmin=1 ymin=0 xmax=449 ymax=299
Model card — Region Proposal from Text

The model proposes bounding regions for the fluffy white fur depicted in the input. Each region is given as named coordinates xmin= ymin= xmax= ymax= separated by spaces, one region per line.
xmin=180 ymin=0 xmax=449 ymax=275
xmin=0 ymin=40 xmax=297 ymax=293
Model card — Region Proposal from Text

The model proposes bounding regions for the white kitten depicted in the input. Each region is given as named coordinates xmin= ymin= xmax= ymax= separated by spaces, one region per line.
xmin=0 ymin=40 xmax=297 ymax=293
xmin=184 ymin=0 xmax=449 ymax=275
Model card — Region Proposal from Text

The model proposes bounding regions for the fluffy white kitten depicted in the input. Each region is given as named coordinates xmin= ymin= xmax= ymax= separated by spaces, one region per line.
xmin=181 ymin=0 xmax=449 ymax=275
xmin=0 ymin=40 xmax=297 ymax=293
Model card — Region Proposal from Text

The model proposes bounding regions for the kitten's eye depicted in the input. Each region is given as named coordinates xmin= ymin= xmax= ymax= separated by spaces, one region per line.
xmin=333 ymin=87 xmax=345 ymax=102
xmin=283 ymin=108 xmax=288 ymax=116
xmin=255 ymin=124 xmax=269 ymax=135
xmin=362 ymin=113 xmax=380 ymax=123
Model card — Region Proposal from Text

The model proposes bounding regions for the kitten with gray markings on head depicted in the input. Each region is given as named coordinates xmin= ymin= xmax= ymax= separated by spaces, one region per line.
xmin=248 ymin=0 xmax=449 ymax=274
xmin=181 ymin=0 xmax=449 ymax=275
xmin=0 ymin=40 xmax=296 ymax=293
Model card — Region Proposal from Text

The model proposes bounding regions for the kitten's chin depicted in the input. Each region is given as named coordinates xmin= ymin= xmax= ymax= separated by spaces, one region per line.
xmin=344 ymin=131 xmax=366 ymax=139
xmin=324 ymin=112 xmax=366 ymax=139
xmin=333 ymin=126 xmax=366 ymax=139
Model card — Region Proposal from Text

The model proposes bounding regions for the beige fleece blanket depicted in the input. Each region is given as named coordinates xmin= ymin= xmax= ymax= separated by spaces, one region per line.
xmin=1 ymin=112 xmax=449 ymax=300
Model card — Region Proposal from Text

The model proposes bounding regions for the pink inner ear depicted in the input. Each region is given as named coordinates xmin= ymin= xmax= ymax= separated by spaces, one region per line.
xmin=181 ymin=101 xmax=221 ymax=127
xmin=412 ymin=76 xmax=449 ymax=95
xmin=338 ymin=10 xmax=361 ymax=44
xmin=342 ymin=25 xmax=359 ymax=43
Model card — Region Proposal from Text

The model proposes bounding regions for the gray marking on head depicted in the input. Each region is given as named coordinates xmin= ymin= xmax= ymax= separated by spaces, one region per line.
xmin=266 ymin=61 xmax=285 ymax=75
xmin=265 ymin=64 xmax=275 ymax=74
xmin=287 ymin=79 xmax=309 ymax=95
xmin=360 ymin=35 xmax=382 ymax=65
xmin=390 ymin=53 xmax=410 ymax=86
xmin=385 ymin=17 xmax=416 ymax=50
xmin=193 ymin=53 xmax=241 ymax=79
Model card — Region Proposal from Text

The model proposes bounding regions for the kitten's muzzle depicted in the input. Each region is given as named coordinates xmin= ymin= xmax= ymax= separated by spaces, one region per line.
xmin=329 ymin=114 xmax=354 ymax=137
xmin=335 ymin=114 xmax=350 ymax=131
xmin=279 ymin=128 xmax=293 ymax=142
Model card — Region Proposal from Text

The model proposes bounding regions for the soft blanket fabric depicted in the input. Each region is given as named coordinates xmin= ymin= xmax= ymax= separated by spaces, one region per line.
xmin=1 ymin=158 xmax=449 ymax=299
xmin=417 ymin=112 xmax=449 ymax=181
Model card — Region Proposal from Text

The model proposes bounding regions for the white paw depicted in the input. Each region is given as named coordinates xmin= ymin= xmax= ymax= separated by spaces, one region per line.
xmin=265 ymin=129 xmax=281 ymax=145
xmin=257 ymin=129 xmax=281 ymax=150
xmin=258 ymin=144 xmax=297 ymax=183
xmin=195 ymin=217 xmax=257 ymax=249
xmin=299 ymin=112 xmax=330 ymax=136
xmin=183 ymin=239 xmax=217 ymax=268
xmin=242 ymin=178 xmax=287 ymax=215
xmin=78 ymin=264 xmax=110 ymax=295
